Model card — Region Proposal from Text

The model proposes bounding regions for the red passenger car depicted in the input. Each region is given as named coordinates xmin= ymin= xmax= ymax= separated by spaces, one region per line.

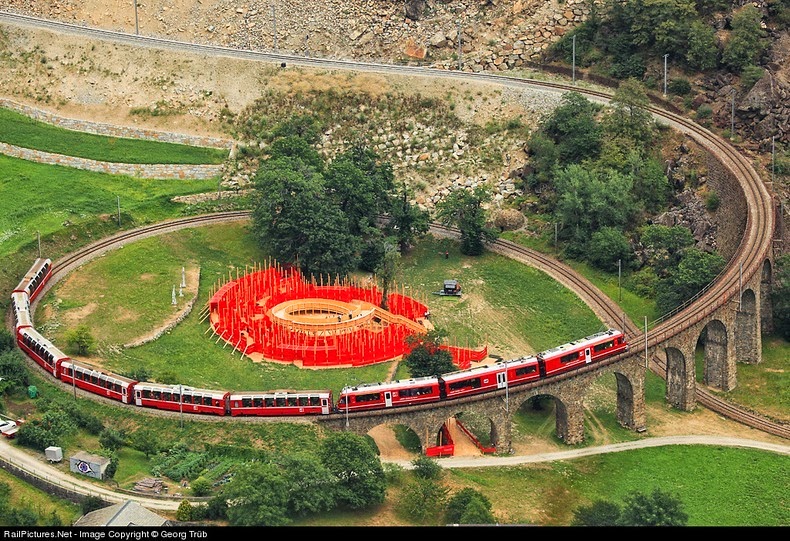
xmin=133 ymin=382 xmax=229 ymax=415
xmin=538 ymin=328 xmax=628 ymax=377
xmin=59 ymin=359 xmax=137 ymax=404
xmin=11 ymin=291 xmax=32 ymax=332
xmin=228 ymin=390 xmax=333 ymax=416
xmin=13 ymin=258 xmax=52 ymax=301
xmin=337 ymin=376 xmax=442 ymax=412
xmin=439 ymin=355 xmax=543 ymax=400
xmin=17 ymin=327 xmax=67 ymax=377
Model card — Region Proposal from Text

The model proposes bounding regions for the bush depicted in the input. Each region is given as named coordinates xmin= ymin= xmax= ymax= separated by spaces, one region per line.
xmin=176 ymin=500 xmax=193 ymax=522
xmin=705 ymin=191 xmax=721 ymax=212
xmin=696 ymin=104 xmax=713 ymax=119
xmin=190 ymin=477 xmax=212 ymax=497
xmin=740 ymin=65 xmax=764 ymax=90
xmin=411 ymin=456 xmax=443 ymax=480
xmin=667 ymin=78 xmax=691 ymax=96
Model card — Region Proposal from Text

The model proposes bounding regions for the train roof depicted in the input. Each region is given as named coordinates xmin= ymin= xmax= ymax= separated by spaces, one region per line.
xmin=18 ymin=327 xmax=69 ymax=359
xmin=439 ymin=355 xmax=539 ymax=382
xmin=133 ymin=381 xmax=228 ymax=396
xmin=538 ymin=328 xmax=622 ymax=357
xmin=342 ymin=375 xmax=439 ymax=394
xmin=229 ymin=389 xmax=332 ymax=398
xmin=13 ymin=258 xmax=52 ymax=291
xmin=61 ymin=359 xmax=137 ymax=383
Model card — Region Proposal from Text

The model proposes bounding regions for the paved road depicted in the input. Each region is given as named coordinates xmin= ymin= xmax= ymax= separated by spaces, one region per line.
xmin=2 ymin=434 xmax=787 ymax=512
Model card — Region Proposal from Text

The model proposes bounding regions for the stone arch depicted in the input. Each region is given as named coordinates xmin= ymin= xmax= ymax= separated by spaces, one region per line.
xmin=613 ymin=371 xmax=638 ymax=429
xmin=761 ymin=258 xmax=773 ymax=334
xmin=665 ymin=346 xmax=691 ymax=410
xmin=444 ymin=407 xmax=498 ymax=456
xmin=366 ymin=421 xmax=421 ymax=458
xmin=700 ymin=319 xmax=731 ymax=391
xmin=736 ymin=288 xmax=759 ymax=364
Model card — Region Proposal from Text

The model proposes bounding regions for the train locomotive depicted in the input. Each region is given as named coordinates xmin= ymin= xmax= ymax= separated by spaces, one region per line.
xmin=9 ymin=258 xmax=629 ymax=418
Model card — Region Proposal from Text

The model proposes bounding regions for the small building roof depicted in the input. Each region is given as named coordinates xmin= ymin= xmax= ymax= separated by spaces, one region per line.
xmin=73 ymin=500 xmax=169 ymax=527
xmin=70 ymin=451 xmax=110 ymax=465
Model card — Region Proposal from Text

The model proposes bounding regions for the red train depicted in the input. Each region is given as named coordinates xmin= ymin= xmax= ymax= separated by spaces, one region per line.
xmin=9 ymin=258 xmax=629 ymax=419
xmin=338 ymin=328 xmax=628 ymax=411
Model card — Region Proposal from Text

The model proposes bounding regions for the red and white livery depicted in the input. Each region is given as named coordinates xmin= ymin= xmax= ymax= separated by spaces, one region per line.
xmin=133 ymin=382 xmax=229 ymax=416
xmin=228 ymin=390 xmax=333 ymax=416
xmin=537 ymin=328 xmax=628 ymax=377
xmin=59 ymin=359 xmax=137 ymax=404
xmin=338 ymin=376 xmax=442 ymax=412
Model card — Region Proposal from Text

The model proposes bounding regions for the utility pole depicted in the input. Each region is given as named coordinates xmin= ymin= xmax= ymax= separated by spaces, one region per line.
xmin=663 ymin=54 xmax=669 ymax=96
xmin=117 ymin=196 xmax=121 ymax=227
xmin=618 ymin=259 xmax=622 ymax=301
xmin=731 ymin=89 xmax=736 ymax=139
xmin=457 ymin=20 xmax=462 ymax=71
xmin=572 ymin=35 xmax=576 ymax=84
xmin=272 ymin=5 xmax=277 ymax=52
xmin=37 ymin=231 xmax=41 ymax=258
xmin=134 ymin=0 xmax=139 ymax=35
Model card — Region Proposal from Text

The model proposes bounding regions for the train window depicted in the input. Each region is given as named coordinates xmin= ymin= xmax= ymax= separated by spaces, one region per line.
xmin=241 ymin=398 xmax=252 ymax=407
xmin=286 ymin=397 xmax=297 ymax=406
xmin=264 ymin=398 xmax=275 ymax=407
xmin=90 ymin=374 xmax=99 ymax=384
xmin=153 ymin=391 xmax=162 ymax=400
xmin=448 ymin=377 xmax=481 ymax=391
xmin=203 ymin=396 xmax=213 ymax=406
xmin=309 ymin=396 xmax=320 ymax=406
xmin=515 ymin=365 xmax=537 ymax=376
xmin=275 ymin=397 xmax=287 ymax=407
xmin=355 ymin=392 xmax=380 ymax=403
xmin=560 ymin=352 xmax=579 ymax=364
xmin=114 ymin=383 xmax=121 ymax=393
xmin=298 ymin=397 xmax=309 ymax=406
xmin=163 ymin=392 xmax=172 ymax=401
xmin=593 ymin=340 xmax=613 ymax=353
xmin=253 ymin=397 xmax=263 ymax=407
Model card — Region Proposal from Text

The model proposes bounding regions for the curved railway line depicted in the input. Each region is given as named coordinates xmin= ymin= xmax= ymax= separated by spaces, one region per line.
xmin=1 ymin=12 xmax=786 ymax=442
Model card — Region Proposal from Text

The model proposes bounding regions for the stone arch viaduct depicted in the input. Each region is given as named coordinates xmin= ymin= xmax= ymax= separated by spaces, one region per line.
xmin=317 ymin=83 xmax=783 ymax=452
xmin=0 ymin=12 xmax=784 ymax=453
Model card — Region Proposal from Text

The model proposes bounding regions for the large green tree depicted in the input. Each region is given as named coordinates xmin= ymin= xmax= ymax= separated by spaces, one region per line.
xmin=277 ymin=454 xmax=337 ymax=518
xmin=435 ymin=186 xmax=497 ymax=256
xmin=403 ymin=330 xmax=456 ymax=377
xmin=252 ymin=156 xmax=359 ymax=278
xmin=222 ymin=462 xmax=291 ymax=526
xmin=618 ymin=488 xmax=688 ymax=526
xmin=318 ymin=432 xmax=386 ymax=510
xmin=540 ymin=91 xmax=602 ymax=163
xmin=656 ymin=248 xmax=725 ymax=313
xmin=387 ymin=183 xmax=430 ymax=253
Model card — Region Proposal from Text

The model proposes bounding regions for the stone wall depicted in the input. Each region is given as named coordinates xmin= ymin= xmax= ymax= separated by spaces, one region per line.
xmin=0 ymin=141 xmax=224 ymax=180
xmin=0 ymin=98 xmax=233 ymax=149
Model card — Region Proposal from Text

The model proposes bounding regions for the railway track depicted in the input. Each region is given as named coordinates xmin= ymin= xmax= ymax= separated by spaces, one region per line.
xmin=2 ymin=11 xmax=785 ymax=439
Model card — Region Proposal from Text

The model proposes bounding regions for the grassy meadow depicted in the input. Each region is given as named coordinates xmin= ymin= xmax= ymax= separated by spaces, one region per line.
xmin=0 ymin=107 xmax=228 ymax=164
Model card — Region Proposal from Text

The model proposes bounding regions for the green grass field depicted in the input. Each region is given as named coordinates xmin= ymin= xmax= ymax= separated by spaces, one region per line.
xmin=0 ymin=107 xmax=228 ymax=164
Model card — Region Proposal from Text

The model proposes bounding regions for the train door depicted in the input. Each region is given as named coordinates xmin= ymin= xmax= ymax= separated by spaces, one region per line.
xmin=497 ymin=371 xmax=507 ymax=389
xmin=584 ymin=348 xmax=591 ymax=363
xmin=321 ymin=397 xmax=330 ymax=414
xmin=385 ymin=391 xmax=392 ymax=407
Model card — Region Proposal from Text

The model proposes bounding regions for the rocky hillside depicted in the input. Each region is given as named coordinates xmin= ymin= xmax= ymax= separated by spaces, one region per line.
xmin=0 ymin=0 xmax=787 ymax=221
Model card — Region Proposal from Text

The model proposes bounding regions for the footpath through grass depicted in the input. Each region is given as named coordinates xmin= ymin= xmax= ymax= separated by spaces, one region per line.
xmin=0 ymin=106 xmax=228 ymax=164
